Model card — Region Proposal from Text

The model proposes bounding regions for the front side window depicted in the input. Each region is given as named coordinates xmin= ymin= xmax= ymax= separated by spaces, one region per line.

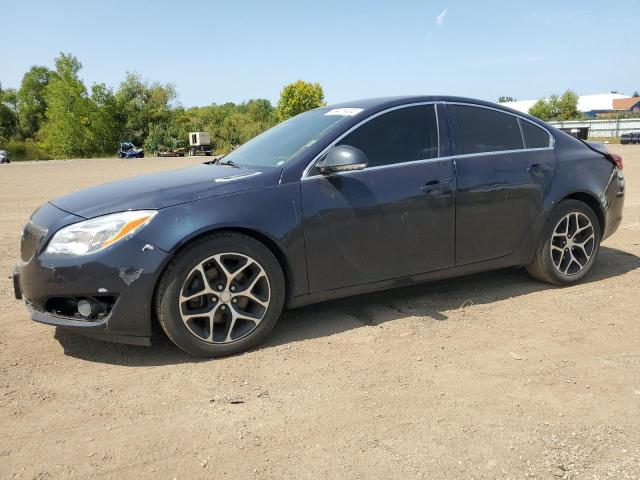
xmin=336 ymin=105 xmax=439 ymax=168
xmin=450 ymin=104 xmax=523 ymax=154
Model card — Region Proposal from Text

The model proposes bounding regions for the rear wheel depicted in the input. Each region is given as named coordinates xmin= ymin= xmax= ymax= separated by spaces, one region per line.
xmin=526 ymin=200 xmax=601 ymax=285
xmin=155 ymin=232 xmax=285 ymax=357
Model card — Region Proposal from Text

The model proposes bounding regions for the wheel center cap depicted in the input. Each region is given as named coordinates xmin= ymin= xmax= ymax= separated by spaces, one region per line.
xmin=219 ymin=291 xmax=232 ymax=303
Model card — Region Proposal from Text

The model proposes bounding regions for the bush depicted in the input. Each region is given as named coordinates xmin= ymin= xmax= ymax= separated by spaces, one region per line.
xmin=4 ymin=139 xmax=53 ymax=161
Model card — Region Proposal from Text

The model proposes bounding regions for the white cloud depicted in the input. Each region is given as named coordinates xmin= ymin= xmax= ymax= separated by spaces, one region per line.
xmin=436 ymin=8 xmax=447 ymax=25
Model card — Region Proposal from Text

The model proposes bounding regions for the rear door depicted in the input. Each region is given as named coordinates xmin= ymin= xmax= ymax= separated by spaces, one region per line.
xmin=446 ymin=103 xmax=556 ymax=265
xmin=301 ymin=104 xmax=456 ymax=292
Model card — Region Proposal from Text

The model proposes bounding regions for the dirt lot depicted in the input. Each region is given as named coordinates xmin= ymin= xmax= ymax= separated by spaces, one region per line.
xmin=1 ymin=147 xmax=639 ymax=479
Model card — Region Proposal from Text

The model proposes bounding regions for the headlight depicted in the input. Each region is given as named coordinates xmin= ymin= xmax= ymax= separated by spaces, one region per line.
xmin=45 ymin=210 xmax=157 ymax=255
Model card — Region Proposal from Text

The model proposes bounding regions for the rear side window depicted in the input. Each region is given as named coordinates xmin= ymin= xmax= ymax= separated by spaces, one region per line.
xmin=519 ymin=119 xmax=551 ymax=148
xmin=449 ymin=104 xmax=523 ymax=154
xmin=337 ymin=105 xmax=438 ymax=168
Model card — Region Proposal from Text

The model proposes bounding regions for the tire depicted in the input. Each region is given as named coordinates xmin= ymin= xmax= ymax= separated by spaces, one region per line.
xmin=155 ymin=232 xmax=285 ymax=357
xmin=526 ymin=200 xmax=601 ymax=285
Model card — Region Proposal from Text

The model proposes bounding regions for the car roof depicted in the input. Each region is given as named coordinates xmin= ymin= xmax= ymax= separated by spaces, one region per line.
xmin=320 ymin=95 xmax=549 ymax=128
xmin=324 ymin=95 xmax=503 ymax=110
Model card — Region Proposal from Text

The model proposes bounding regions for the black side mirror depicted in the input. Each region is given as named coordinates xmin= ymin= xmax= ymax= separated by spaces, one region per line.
xmin=317 ymin=145 xmax=368 ymax=174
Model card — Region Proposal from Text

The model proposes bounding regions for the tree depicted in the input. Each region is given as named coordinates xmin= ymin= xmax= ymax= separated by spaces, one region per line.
xmin=17 ymin=66 xmax=54 ymax=139
xmin=633 ymin=91 xmax=639 ymax=98
xmin=116 ymin=73 xmax=177 ymax=145
xmin=87 ymin=83 xmax=121 ymax=155
xmin=528 ymin=90 xmax=580 ymax=121
xmin=498 ymin=96 xmax=516 ymax=103
xmin=528 ymin=99 xmax=553 ymax=121
xmin=0 ymin=83 xmax=19 ymax=141
xmin=246 ymin=98 xmax=276 ymax=125
xmin=40 ymin=53 xmax=93 ymax=157
xmin=277 ymin=80 xmax=325 ymax=121
xmin=557 ymin=90 xmax=579 ymax=120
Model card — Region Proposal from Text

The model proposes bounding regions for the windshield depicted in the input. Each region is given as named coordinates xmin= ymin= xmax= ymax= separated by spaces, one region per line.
xmin=219 ymin=108 xmax=360 ymax=168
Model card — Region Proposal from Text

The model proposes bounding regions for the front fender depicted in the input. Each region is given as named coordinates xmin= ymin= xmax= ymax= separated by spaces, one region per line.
xmin=137 ymin=182 xmax=308 ymax=297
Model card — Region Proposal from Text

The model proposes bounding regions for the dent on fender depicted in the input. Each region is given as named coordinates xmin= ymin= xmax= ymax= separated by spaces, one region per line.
xmin=119 ymin=267 xmax=144 ymax=286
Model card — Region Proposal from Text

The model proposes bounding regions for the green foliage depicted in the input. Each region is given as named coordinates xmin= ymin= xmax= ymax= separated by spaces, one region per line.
xmin=557 ymin=90 xmax=580 ymax=120
xmin=88 ymin=83 xmax=122 ymax=155
xmin=40 ymin=53 xmax=95 ymax=157
xmin=528 ymin=90 xmax=581 ymax=121
xmin=1 ymin=52 xmax=327 ymax=159
xmin=144 ymin=122 xmax=186 ymax=152
xmin=17 ymin=66 xmax=54 ymax=139
xmin=0 ymin=83 xmax=19 ymax=141
xmin=528 ymin=99 xmax=553 ymax=121
xmin=116 ymin=73 xmax=177 ymax=146
xmin=165 ymin=99 xmax=278 ymax=155
xmin=596 ymin=111 xmax=640 ymax=120
xmin=277 ymin=80 xmax=325 ymax=121
xmin=4 ymin=138 xmax=52 ymax=161
xmin=498 ymin=96 xmax=516 ymax=103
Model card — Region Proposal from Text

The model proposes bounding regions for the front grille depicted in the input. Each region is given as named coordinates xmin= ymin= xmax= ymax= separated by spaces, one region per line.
xmin=21 ymin=221 xmax=48 ymax=262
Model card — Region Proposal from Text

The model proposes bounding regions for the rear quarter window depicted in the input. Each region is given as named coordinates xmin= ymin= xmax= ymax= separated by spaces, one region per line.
xmin=519 ymin=119 xmax=551 ymax=148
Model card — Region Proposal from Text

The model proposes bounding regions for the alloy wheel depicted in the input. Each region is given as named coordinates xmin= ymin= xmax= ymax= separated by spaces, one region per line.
xmin=550 ymin=212 xmax=595 ymax=276
xmin=178 ymin=253 xmax=270 ymax=343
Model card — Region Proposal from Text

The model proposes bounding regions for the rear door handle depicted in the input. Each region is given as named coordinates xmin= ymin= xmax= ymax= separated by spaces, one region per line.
xmin=421 ymin=180 xmax=453 ymax=197
xmin=527 ymin=164 xmax=548 ymax=178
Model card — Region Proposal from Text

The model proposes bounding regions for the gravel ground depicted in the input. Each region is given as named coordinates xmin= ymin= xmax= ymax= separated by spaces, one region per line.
xmin=1 ymin=147 xmax=639 ymax=479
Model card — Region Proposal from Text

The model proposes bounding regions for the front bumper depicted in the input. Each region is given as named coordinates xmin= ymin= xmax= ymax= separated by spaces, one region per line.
xmin=15 ymin=203 xmax=171 ymax=346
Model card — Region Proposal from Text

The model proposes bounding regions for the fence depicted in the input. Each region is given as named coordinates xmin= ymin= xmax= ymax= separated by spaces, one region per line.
xmin=548 ymin=118 xmax=640 ymax=138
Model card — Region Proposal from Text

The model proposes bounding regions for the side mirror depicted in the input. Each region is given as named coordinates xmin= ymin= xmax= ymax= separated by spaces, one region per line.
xmin=317 ymin=145 xmax=368 ymax=174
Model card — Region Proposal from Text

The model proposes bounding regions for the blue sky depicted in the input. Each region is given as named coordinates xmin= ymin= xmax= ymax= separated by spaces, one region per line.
xmin=1 ymin=0 xmax=639 ymax=106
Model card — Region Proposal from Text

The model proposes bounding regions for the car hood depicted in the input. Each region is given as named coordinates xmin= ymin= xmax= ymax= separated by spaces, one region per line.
xmin=50 ymin=164 xmax=279 ymax=219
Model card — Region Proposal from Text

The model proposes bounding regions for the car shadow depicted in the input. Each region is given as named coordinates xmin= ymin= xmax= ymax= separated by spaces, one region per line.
xmin=54 ymin=246 xmax=639 ymax=366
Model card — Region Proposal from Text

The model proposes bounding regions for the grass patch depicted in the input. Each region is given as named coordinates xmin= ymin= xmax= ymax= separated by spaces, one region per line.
xmin=588 ymin=137 xmax=620 ymax=144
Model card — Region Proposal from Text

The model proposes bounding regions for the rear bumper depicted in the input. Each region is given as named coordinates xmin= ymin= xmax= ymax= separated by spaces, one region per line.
xmin=602 ymin=167 xmax=625 ymax=240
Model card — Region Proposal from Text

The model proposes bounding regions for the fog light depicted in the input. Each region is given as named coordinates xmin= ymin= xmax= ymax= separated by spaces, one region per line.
xmin=77 ymin=299 xmax=98 ymax=318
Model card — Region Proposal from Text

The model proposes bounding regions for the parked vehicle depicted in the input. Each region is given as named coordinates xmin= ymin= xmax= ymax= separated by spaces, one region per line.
xmin=0 ymin=149 xmax=9 ymax=163
xmin=155 ymin=148 xmax=186 ymax=157
xmin=188 ymin=132 xmax=213 ymax=156
xmin=13 ymin=96 xmax=625 ymax=357
xmin=620 ymin=133 xmax=640 ymax=145
xmin=559 ymin=127 xmax=589 ymax=140
xmin=117 ymin=142 xmax=144 ymax=158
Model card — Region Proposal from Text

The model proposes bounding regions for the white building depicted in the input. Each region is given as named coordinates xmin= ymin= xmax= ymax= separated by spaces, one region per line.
xmin=501 ymin=93 xmax=631 ymax=116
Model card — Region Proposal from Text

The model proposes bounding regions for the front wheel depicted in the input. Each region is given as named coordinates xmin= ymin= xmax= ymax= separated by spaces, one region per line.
xmin=155 ymin=233 xmax=285 ymax=357
xmin=526 ymin=200 xmax=601 ymax=285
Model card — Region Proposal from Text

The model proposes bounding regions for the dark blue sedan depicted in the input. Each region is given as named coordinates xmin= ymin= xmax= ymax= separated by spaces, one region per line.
xmin=14 ymin=96 xmax=625 ymax=357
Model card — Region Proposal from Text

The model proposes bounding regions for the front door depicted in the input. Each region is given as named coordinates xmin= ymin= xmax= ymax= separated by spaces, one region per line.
xmin=301 ymin=104 xmax=456 ymax=293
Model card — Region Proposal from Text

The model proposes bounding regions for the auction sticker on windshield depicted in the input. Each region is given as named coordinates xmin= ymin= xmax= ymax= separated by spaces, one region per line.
xmin=324 ymin=108 xmax=363 ymax=116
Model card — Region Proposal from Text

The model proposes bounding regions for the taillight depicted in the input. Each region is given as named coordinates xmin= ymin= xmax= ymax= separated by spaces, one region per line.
xmin=609 ymin=153 xmax=623 ymax=170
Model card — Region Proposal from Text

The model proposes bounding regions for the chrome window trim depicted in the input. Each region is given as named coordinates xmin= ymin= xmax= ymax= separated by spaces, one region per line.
xmin=446 ymin=101 xmax=555 ymax=149
xmin=300 ymin=147 xmax=554 ymax=181
xmin=301 ymin=100 xmax=555 ymax=180
xmin=301 ymin=101 xmax=440 ymax=179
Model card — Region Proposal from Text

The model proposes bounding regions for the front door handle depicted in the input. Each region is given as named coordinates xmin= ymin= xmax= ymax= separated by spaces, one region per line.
xmin=421 ymin=180 xmax=453 ymax=197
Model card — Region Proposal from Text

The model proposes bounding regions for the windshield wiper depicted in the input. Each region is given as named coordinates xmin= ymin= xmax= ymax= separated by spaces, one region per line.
xmin=217 ymin=158 xmax=240 ymax=168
